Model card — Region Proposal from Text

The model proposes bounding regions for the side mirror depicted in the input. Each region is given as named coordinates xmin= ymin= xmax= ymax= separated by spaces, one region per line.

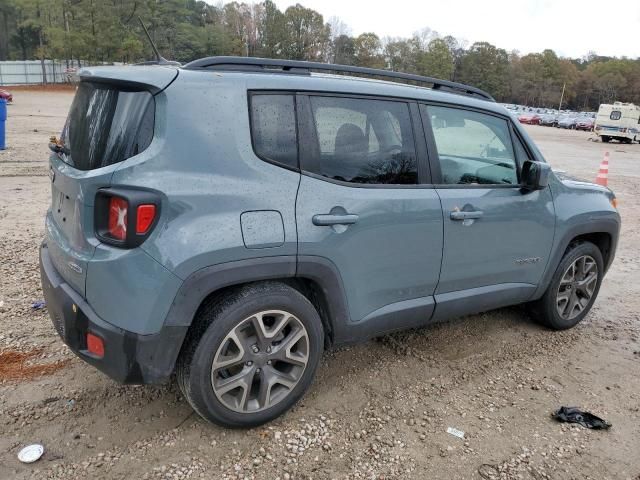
xmin=521 ymin=160 xmax=551 ymax=191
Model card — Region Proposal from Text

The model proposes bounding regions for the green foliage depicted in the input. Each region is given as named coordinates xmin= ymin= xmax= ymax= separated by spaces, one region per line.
xmin=0 ymin=0 xmax=637 ymax=109
xmin=417 ymin=38 xmax=454 ymax=80
xmin=458 ymin=42 xmax=510 ymax=100
xmin=353 ymin=33 xmax=384 ymax=68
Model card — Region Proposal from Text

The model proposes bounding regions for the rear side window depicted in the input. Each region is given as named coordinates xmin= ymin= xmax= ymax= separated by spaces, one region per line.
xmin=60 ymin=82 xmax=154 ymax=170
xmin=427 ymin=105 xmax=518 ymax=185
xmin=250 ymin=94 xmax=298 ymax=169
xmin=610 ymin=111 xmax=621 ymax=120
xmin=309 ymin=96 xmax=417 ymax=185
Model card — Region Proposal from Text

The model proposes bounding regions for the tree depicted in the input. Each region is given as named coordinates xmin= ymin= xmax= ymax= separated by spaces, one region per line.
xmin=458 ymin=42 xmax=510 ymax=100
xmin=0 ymin=0 xmax=637 ymax=111
xmin=417 ymin=38 xmax=454 ymax=80
xmin=354 ymin=32 xmax=384 ymax=68
xmin=282 ymin=4 xmax=329 ymax=61
xmin=257 ymin=0 xmax=285 ymax=58
xmin=384 ymin=37 xmax=419 ymax=73
xmin=331 ymin=34 xmax=355 ymax=65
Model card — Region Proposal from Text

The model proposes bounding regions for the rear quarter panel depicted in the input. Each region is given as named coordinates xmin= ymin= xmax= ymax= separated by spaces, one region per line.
xmin=110 ymin=70 xmax=300 ymax=280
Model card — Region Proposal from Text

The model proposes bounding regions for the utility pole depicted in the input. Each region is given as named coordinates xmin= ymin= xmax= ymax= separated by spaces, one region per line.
xmin=558 ymin=82 xmax=566 ymax=112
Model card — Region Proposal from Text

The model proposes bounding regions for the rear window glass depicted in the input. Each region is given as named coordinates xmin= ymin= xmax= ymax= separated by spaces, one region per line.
xmin=610 ymin=111 xmax=621 ymax=120
xmin=59 ymin=82 xmax=155 ymax=170
xmin=250 ymin=94 xmax=298 ymax=169
xmin=309 ymin=96 xmax=417 ymax=185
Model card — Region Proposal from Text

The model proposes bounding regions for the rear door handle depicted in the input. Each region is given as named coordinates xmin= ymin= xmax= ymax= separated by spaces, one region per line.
xmin=312 ymin=213 xmax=359 ymax=226
xmin=450 ymin=210 xmax=483 ymax=221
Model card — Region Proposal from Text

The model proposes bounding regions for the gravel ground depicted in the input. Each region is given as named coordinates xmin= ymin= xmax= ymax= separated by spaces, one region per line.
xmin=1 ymin=90 xmax=639 ymax=480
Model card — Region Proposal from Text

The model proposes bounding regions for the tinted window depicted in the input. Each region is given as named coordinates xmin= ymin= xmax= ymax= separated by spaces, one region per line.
xmin=250 ymin=94 xmax=298 ymax=169
xmin=513 ymin=135 xmax=531 ymax=162
xmin=428 ymin=106 xmax=518 ymax=185
xmin=309 ymin=97 xmax=417 ymax=184
xmin=610 ymin=111 xmax=621 ymax=120
xmin=60 ymin=82 xmax=154 ymax=171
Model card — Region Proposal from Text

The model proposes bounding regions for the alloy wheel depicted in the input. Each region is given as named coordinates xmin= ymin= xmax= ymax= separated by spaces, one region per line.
xmin=556 ymin=255 xmax=598 ymax=320
xmin=211 ymin=310 xmax=309 ymax=413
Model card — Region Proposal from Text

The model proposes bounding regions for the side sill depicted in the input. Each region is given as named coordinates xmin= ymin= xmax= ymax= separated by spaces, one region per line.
xmin=432 ymin=283 xmax=536 ymax=322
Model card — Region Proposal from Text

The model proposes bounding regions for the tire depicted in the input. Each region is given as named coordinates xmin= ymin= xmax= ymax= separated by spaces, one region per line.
xmin=532 ymin=242 xmax=604 ymax=330
xmin=176 ymin=282 xmax=324 ymax=428
xmin=602 ymin=136 xmax=610 ymax=143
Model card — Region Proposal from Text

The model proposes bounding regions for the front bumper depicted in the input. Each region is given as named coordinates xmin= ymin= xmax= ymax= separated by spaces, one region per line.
xmin=39 ymin=242 xmax=187 ymax=384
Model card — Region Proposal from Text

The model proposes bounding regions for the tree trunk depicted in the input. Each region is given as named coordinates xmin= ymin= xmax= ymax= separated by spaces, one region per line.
xmin=0 ymin=10 xmax=8 ymax=61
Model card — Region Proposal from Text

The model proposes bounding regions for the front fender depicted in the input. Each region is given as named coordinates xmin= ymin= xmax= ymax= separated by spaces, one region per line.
xmin=533 ymin=176 xmax=620 ymax=299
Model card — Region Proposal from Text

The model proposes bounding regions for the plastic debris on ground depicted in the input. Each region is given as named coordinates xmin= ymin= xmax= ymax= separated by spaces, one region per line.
xmin=17 ymin=444 xmax=44 ymax=463
xmin=31 ymin=300 xmax=46 ymax=310
xmin=553 ymin=406 xmax=611 ymax=429
xmin=446 ymin=426 xmax=465 ymax=439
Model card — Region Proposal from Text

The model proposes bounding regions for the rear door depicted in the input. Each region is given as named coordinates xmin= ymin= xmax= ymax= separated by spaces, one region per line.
xmin=420 ymin=104 xmax=555 ymax=318
xmin=295 ymin=94 xmax=443 ymax=332
xmin=47 ymin=80 xmax=157 ymax=296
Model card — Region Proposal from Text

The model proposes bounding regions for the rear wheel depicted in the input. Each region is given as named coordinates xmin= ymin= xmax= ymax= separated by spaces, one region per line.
xmin=532 ymin=242 xmax=603 ymax=330
xmin=177 ymin=282 xmax=324 ymax=427
xmin=602 ymin=136 xmax=610 ymax=143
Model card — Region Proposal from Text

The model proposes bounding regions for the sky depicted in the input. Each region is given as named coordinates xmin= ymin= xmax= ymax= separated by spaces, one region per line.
xmin=265 ymin=0 xmax=639 ymax=59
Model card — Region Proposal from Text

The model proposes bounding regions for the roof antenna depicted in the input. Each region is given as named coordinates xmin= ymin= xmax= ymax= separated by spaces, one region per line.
xmin=136 ymin=17 xmax=181 ymax=66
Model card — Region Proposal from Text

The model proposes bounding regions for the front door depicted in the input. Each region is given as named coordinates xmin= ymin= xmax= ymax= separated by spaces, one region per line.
xmin=295 ymin=94 xmax=443 ymax=335
xmin=421 ymin=104 xmax=555 ymax=317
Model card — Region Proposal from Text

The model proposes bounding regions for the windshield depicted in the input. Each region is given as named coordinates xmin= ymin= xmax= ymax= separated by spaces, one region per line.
xmin=59 ymin=82 xmax=155 ymax=170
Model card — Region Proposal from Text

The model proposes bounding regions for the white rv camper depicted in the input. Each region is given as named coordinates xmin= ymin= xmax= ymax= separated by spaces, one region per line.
xmin=594 ymin=102 xmax=640 ymax=143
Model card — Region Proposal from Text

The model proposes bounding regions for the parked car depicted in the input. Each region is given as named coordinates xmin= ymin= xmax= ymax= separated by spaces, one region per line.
xmin=0 ymin=89 xmax=13 ymax=103
xmin=40 ymin=57 xmax=620 ymax=428
xmin=518 ymin=112 xmax=542 ymax=125
xmin=540 ymin=114 xmax=558 ymax=126
xmin=575 ymin=118 xmax=595 ymax=131
xmin=557 ymin=115 xmax=578 ymax=129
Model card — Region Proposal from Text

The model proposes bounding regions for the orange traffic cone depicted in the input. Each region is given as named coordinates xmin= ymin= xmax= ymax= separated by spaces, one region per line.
xmin=595 ymin=152 xmax=609 ymax=187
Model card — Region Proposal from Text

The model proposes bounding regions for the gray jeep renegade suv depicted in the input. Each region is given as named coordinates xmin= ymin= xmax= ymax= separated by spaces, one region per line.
xmin=40 ymin=57 xmax=620 ymax=427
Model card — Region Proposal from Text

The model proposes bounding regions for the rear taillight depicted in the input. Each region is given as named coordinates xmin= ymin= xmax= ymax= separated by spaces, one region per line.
xmin=108 ymin=196 xmax=128 ymax=241
xmin=95 ymin=188 xmax=161 ymax=248
xmin=136 ymin=204 xmax=156 ymax=234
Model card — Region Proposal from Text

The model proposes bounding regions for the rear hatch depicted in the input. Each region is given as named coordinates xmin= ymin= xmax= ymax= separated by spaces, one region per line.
xmin=46 ymin=66 xmax=177 ymax=296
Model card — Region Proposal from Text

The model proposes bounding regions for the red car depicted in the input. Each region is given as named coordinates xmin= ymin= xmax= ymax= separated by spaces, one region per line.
xmin=575 ymin=118 xmax=594 ymax=131
xmin=518 ymin=112 xmax=541 ymax=125
xmin=0 ymin=89 xmax=12 ymax=103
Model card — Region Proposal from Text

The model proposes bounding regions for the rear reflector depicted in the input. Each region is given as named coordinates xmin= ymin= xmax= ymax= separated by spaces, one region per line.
xmin=108 ymin=196 xmax=128 ymax=241
xmin=136 ymin=204 xmax=157 ymax=234
xmin=86 ymin=333 xmax=105 ymax=358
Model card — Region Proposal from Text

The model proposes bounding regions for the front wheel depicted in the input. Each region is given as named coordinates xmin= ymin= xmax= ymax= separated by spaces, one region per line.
xmin=532 ymin=242 xmax=604 ymax=330
xmin=176 ymin=282 xmax=324 ymax=427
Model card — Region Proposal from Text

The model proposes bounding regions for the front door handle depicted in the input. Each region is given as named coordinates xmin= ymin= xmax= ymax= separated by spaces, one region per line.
xmin=450 ymin=210 xmax=483 ymax=221
xmin=312 ymin=213 xmax=359 ymax=226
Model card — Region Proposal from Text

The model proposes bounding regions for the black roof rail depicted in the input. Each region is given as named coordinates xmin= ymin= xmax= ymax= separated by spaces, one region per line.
xmin=183 ymin=56 xmax=495 ymax=102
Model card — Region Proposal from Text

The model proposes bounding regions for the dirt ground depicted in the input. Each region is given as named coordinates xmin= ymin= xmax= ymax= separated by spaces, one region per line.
xmin=1 ymin=90 xmax=639 ymax=480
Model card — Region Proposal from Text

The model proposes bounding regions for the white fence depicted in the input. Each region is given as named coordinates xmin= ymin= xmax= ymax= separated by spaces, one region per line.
xmin=0 ymin=60 xmax=90 ymax=86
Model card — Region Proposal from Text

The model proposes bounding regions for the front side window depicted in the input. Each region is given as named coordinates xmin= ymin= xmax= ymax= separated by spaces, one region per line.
xmin=427 ymin=106 xmax=518 ymax=185
xmin=309 ymin=96 xmax=417 ymax=185
xmin=610 ymin=111 xmax=621 ymax=120
xmin=250 ymin=94 xmax=298 ymax=169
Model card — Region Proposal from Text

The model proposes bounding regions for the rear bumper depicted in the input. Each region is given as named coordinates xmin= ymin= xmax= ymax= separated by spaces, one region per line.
xmin=39 ymin=241 xmax=187 ymax=384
